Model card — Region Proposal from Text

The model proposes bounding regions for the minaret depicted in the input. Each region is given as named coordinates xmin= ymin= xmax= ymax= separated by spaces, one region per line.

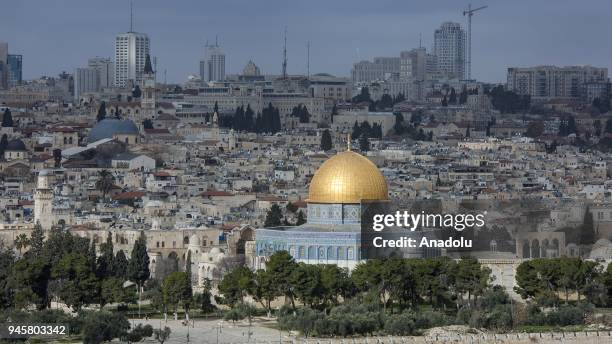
xmin=141 ymin=54 xmax=156 ymax=121
xmin=34 ymin=170 xmax=53 ymax=230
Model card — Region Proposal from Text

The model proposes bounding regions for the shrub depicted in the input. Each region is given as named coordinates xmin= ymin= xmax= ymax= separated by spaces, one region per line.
xmin=414 ymin=310 xmax=453 ymax=329
xmin=384 ymin=311 xmax=417 ymax=335
xmin=81 ymin=311 xmax=130 ymax=344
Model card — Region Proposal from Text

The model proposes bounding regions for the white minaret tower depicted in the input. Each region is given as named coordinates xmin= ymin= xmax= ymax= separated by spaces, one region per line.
xmin=34 ymin=170 xmax=53 ymax=229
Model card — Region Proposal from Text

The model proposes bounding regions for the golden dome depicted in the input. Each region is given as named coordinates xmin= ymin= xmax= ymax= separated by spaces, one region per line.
xmin=308 ymin=150 xmax=389 ymax=204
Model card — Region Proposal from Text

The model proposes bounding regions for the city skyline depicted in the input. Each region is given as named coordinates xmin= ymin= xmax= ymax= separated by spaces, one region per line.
xmin=2 ymin=0 xmax=612 ymax=84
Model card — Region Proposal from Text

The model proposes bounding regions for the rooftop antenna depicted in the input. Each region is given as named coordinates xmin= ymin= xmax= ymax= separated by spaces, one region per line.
xmin=306 ymin=41 xmax=310 ymax=78
xmin=164 ymin=69 xmax=167 ymax=85
xmin=419 ymin=33 xmax=422 ymax=48
xmin=215 ymin=35 xmax=218 ymax=47
xmin=130 ymin=1 xmax=133 ymax=32
xmin=282 ymin=26 xmax=288 ymax=79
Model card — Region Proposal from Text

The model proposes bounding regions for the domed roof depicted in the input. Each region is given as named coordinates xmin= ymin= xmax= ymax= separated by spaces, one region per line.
xmin=308 ymin=150 xmax=388 ymax=204
xmin=88 ymin=119 xmax=139 ymax=144
xmin=189 ymin=234 xmax=200 ymax=246
xmin=6 ymin=139 xmax=26 ymax=151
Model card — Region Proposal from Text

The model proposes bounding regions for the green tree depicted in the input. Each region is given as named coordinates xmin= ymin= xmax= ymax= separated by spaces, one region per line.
xmin=0 ymin=134 xmax=8 ymax=157
xmin=97 ymin=232 xmax=114 ymax=278
xmin=393 ymin=113 xmax=405 ymax=134
xmin=14 ymin=233 xmax=30 ymax=255
xmin=193 ymin=279 xmax=215 ymax=313
xmin=290 ymin=263 xmax=324 ymax=308
xmin=454 ymin=257 xmax=491 ymax=307
xmin=353 ymin=87 xmax=372 ymax=103
xmin=9 ymin=256 xmax=50 ymax=309
xmin=95 ymin=170 xmax=115 ymax=202
xmin=142 ymin=119 xmax=153 ymax=129
xmin=352 ymin=121 xmax=362 ymax=139
xmin=264 ymin=204 xmax=283 ymax=227
xmin=82 ymin=311 xmax=130 ymax=344
xmin=459 ymin=86 xmax=468 ymax=104
xmin=265 ymin=251 xmax=298 ymax=308
xmin=605 ymin=119 xmax=612 ymax=134
xmin=320 ymin=129 xmax=332 ymax=151
xmin=218 ymin=266 xmax=254 ymax=307
xmin=0 ymin=245 xmax=15 ymax=309
xmin=594 ymin=119 xmax=602 ymax=137
xmin=100 ymin=277 xmax=136 ymax=308
xmin=581 ymin=207 xmax=595 ymax=245
xmin=1 ymin=108 xmax=13 ymax=127
xmin=153 ymin=326 xmax=171 ymax=344
xmin=320 ymin=265 xmax=353 ymax=308
xmin=251 ymin=269 xmax=277 ymax=313
xmin=449 ymin=88 xmax=457 ymax=104
xmin=359 ymin=135 xmax=370 ymax=152
xmin=51 ymin=253 xmax=99 ymax=310
xmin=162 ymin=271 xmax=191 ymax=316
xmin=30 ymin=222 xmax=45 ymax=255
xmin=295 ymin=210 xmax=306 ymax=226
xmin=96 ymin=102 xmax=107 ymax=122
xmin=113 ymin=250 xmax=129 ymax=279
xmin=331 ymin=104 xmax=337 ymax=123
xmin=128 ymin=231 xmax=150 ymax=309
xmin=123 ymin=324 xmax=153 ymax=344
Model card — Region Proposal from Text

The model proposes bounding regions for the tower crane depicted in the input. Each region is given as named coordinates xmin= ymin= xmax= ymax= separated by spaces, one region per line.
xmin=463 ymin=4 xmax=487 ymax=80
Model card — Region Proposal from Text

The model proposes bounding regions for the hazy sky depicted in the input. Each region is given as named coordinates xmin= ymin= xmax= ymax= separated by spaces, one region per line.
xmin=2 ymin=0 xmax=611 ymax=83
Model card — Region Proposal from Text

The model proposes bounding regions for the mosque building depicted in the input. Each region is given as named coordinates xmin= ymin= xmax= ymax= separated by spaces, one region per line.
xmin=253 ymin=142 xmax=392 ymax=270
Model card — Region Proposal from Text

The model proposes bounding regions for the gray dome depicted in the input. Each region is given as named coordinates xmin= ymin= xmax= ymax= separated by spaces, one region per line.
xmin=88 ymin=119 xmax=139 ymax=144
xmin=6 ymin=139 xmax=26 ymax=151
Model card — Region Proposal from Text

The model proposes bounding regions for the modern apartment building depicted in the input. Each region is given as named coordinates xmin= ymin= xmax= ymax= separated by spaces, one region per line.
xmin=433 ymin=22 xmax=466 ymax=80
xmin=115 ymin=32 xmax=150 ymax=87
xmin=7 ymin=55 xmax=22 ymax=88
xmin=507 ymin=65 xmax=609 ymax=100
xmin=351 ymin=57 xmax=400 ymax=83
xmin=88 ymin=57 xmax=114 ymax=89
xmin=200 ymin=43 xmax=226 ymax=82
xmin=74 ymin=67 xmax=98 ymax=100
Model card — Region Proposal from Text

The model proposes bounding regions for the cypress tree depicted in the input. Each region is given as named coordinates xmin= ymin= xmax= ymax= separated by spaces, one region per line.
xmin=244 ymin=105 xmax=254 ymax=131
xmin=97 ymin=102 xmax=107 ymax=122
xmin=114 ymin=249 xmax=128 ymax=279
xmin=1 ymin=108 xmax=13 ymax=127
xmin=359 ymin=135 xmax=370 ymax=152
xmin=29 ymin=222 xmax=45 ymax=256
xmin=128 ymin=232 xmax=150 ymax=287
xmin=320 ymin=129 xmax=332 ymax=151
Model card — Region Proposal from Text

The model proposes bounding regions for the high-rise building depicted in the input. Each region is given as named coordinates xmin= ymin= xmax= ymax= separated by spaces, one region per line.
xmin=0 ymin=42 xmax=8 ymax=89
xmin=433 ymin=22 xmax=466 ymax=80
xmin=507 ymin=65 xmax=609 ymax=100
xmin=7 ymin=55 xmax=22 ymax=87
xmin=74 ymin=67 xmax=99 ymax=100
xmin=202 ymin=43 xmax=225 ymax=82
xmin=351 ymin=57 xmax=400 ymax=83
xmin=400 ymin=48 xmax=427 ymax=81
xmin=88 ymin=57 xmax=114 ymax=89
xmin=115 ymin=32 xmax=150 ymax=87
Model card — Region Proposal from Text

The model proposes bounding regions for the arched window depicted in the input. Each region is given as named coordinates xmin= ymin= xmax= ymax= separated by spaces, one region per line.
xmin=308 ymin=246 xmax=316 ymax=259
xmin=327 ymin=246 xmax=335 ymax=259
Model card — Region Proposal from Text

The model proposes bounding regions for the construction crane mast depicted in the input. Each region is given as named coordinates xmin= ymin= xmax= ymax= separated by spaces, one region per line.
xmin=463 ymin=4 xmax=487 ymax=80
